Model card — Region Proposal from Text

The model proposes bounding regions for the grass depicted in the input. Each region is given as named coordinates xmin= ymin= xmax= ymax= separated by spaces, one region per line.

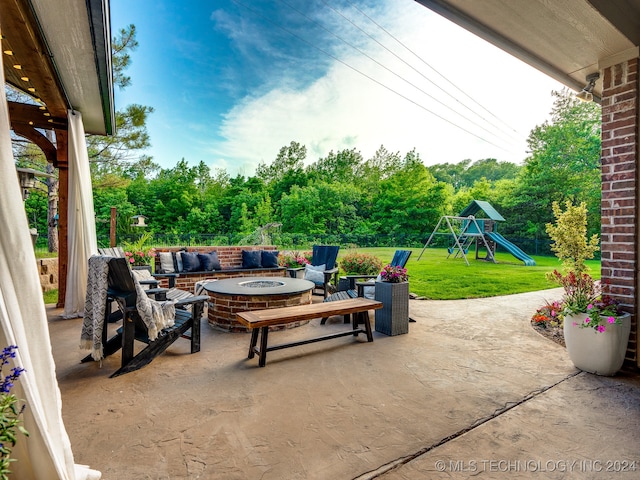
xmin=337 ymin=247 xmax=601 ymax=300
xmin=40 ymin=247 xmax=600 ymax=303
xmin=43 ymin=289 xmax=58 ymax=305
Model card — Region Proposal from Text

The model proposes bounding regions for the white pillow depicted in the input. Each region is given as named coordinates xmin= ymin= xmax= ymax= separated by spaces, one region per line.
xmin=362 ymin=274 xmax=381 ymax=299
xmin=158 ymin=252 xmax=175 ymax=273
xmin=304 ymin=264 xmax=326 ymax=285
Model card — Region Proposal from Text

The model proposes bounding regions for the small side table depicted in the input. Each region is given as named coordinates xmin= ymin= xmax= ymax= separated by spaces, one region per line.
xmin=287 ymin=267 xmax=305 ymax=279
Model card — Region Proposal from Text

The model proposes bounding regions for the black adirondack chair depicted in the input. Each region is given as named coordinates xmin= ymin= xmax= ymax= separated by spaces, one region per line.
xmin=306 ymin=245 xmax=340 ymax=299
xmin=321 ymin=250 xmax=412 ymax=324
xmin=81 ymin=257 xmax=207 ymax=377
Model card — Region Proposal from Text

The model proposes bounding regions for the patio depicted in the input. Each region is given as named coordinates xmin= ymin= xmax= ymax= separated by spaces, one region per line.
xmin=49 ymin=288 xmax=640 ymax=479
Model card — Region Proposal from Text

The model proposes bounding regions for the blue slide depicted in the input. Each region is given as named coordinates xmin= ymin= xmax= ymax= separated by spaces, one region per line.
xmin=485 ymin=232 xmax=536 ymax=266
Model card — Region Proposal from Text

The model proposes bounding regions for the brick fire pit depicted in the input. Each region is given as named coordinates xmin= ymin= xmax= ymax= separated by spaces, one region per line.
xmin=204 ymin=277 xmax=314 ymax=332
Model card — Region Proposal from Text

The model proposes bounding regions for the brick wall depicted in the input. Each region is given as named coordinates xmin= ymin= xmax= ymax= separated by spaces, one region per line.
xmin=153 ymin=246 xmax=285 ymax=290
xmin=600 ymin=57 xmax=639 ymax=367
xmin=155 ymin=245 xmax=278 ymax=269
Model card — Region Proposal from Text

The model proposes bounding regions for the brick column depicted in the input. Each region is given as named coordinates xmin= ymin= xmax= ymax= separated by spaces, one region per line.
xmin=600 ymin=58 xmax=639 ymax=368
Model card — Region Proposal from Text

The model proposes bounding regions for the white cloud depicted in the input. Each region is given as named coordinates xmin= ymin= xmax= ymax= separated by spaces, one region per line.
xmin=206 ymin=1 xmax=565 ymax=177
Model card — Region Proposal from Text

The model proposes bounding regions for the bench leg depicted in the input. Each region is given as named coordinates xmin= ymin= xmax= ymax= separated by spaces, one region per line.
xmin=258 ymin=326 xmax=269 ymax=367
xmin=352 ymin=312 xmax=359 ymax=336
xmin=191 ymin=302 xmax=202 ymax=354
xmin=363 ymin=311 xmax=373 ymax=342
xmin=248 ymin=328 xmax=259 ymax=359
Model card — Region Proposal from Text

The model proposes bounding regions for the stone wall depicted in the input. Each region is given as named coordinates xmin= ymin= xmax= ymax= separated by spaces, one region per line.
xmin=38 ymin=258 xmax=58 ymax=292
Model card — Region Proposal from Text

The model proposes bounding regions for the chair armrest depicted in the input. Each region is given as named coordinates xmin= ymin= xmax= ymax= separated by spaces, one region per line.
xmin=323 ymin=267 xmax=339 ymax=282
xmin=153 ymin=273 xmax=178 ymax=288
xmin=139 ymin=279 xmax=160 ymax=287
xmin=145 ymin=287 xmax=169 ymax=301
xmin=175 ymin=295 xmax=209 ymax=307
xmin=355 ymin=281 xmax=375 ymax=297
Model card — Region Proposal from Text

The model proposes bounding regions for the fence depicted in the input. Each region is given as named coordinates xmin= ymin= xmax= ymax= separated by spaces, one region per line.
xmin=102 ymin=233 xmax=556 ymax=255
xmin=34 ymin=232 xmax=567 ymax=258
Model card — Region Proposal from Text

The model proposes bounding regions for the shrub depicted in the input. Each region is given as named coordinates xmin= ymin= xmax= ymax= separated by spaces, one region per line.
xmin=340 ymin=252 xmax=383 ymax=275
xmin=545 ymin=200 xmax=599 ymax=274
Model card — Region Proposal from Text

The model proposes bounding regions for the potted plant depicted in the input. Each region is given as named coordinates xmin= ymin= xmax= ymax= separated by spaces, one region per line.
xmin=278 ymin=251 xmax=311 ymax=278
xmin=122 ymin=232 xmax=156 ymax=271
xmin=545 ymin=201 xmax=630 ymax=375
xmin=374 ymin=264 xmax=410 ymax=336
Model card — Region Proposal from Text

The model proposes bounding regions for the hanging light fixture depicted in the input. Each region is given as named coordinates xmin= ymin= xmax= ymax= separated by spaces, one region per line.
xmin=576 ymin=73 xmax=600 ymax=102
xmin=15 ymin=167 xmax=54 ymax=201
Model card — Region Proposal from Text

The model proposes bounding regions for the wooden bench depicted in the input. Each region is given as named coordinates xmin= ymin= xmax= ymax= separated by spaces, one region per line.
xmin=236 ymin=298 xmax=382 ymax=367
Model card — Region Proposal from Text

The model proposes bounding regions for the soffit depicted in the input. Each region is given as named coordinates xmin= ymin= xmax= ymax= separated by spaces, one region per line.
xmin=1 ymin=0 xmax=114 ymax=135
xmin=415 ymin=0 xmax=640 ymax=98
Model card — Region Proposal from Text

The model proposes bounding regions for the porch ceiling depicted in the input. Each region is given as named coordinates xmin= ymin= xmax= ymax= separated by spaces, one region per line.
xmin=415 ymin=0 xmax=640 ymax=100
xmin=1 ymin=0 xmax=114 ymax=135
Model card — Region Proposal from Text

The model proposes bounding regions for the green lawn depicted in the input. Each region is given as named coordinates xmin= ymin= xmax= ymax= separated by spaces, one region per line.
xmin=337 ymin=247 xmax=600 ymax=300
xmin=41 ymin=247 xmax=599 ymax=303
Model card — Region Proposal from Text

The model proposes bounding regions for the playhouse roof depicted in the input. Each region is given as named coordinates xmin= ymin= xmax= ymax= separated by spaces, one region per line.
xmin=459 ymin=200 xmax=505 ymax=221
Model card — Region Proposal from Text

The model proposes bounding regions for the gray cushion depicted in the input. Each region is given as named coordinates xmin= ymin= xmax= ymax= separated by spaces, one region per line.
xmin=157 ymin=252 xmax=175 ymax=273
xmin=304 ymin=263 xmax=326 ymax=285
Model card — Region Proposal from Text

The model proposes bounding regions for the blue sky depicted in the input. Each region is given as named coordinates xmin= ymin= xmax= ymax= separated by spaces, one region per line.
xmin=110 ymin=0 xmax=565 ymax=176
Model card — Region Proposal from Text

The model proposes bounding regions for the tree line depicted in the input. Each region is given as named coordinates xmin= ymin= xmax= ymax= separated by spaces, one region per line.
xmin=17 ymin=25 xmax=602 ymax=252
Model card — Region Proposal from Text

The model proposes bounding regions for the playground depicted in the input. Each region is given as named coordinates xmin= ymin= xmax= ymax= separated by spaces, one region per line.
xmin=419 ymin=200 xmax=537 ymax=266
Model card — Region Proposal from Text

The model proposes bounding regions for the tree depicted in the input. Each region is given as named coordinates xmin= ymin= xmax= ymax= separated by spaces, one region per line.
xmin=372 ymin=151 xmax=451 ymax=236
xmin=88 ymin=25 xmax=155 ymax=171
xmin=306 ymin=148 xmax=363 ymax=184
xmin=506 ymin=89 xmax=601 ymax=238
xmin=257 ymin=141 xmax=309 ymax=206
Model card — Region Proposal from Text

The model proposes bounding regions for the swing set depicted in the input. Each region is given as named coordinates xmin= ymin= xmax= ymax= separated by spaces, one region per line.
xmin=418 ymin=215 xmax=496 ymax=266
xmin=417 ymin=200 xmax=537 ymax=266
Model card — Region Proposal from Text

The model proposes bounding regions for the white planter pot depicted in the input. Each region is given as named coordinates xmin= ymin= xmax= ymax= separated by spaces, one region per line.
xmin=563 ymin=312 xmax=631 ymax=376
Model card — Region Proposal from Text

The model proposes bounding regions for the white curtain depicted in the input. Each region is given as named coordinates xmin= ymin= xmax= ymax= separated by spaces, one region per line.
xmin=0 ymin=39 xmax=100 ymax=479
xmin=63 ymin=110 xmax=98 ymax=318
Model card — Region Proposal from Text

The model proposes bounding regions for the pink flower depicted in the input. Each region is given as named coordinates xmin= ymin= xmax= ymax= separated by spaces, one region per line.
xmin=584 ymin=317 xmax=590 ymax=324
xmin=551 ymin=310 xmax=556 ymax=317
xmin=572 ymin=321 xmax=577 ymax=327
xmin=587 ymin=304 xmax=593 ymax=310
xmin=607 ymin=316 xmax=616 ymax=324
xmin=129 ymin=257 xmax=134 ymax=263
xmin=597 ymin=325 xmax=606 ymax=333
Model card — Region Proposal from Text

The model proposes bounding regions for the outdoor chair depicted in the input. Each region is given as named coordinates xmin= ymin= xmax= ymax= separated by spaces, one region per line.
xmin=97 ymin=246 xmax=193 ymax=304
xmin=81 ymin=256 xmax=208 ymax=377
xmin=321 ymin=249 xmax=412 ymax=324
xmin=303 ymin=245 xmax=340 ymax=299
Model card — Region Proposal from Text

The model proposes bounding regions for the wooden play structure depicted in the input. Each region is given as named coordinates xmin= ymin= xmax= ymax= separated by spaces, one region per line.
xmin=418 ymin=200 xmax=536 ymax=266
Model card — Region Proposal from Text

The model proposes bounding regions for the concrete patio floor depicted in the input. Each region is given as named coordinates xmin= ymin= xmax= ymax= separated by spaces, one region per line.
xmin=48 ymin=287 xmax=640 ymax=479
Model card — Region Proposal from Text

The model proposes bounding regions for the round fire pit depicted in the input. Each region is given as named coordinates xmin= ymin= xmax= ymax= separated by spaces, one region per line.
xmin=204 ymin=276 xmax=314 ymax=332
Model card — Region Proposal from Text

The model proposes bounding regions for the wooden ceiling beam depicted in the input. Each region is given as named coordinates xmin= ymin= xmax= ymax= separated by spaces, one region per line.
xmin=1 ymin=0 xmax=69 ymax=119
xmin=11 ymin=122 xmax=57 ymax=165
xmin=8 ymin=101 xmax=67 ymax=130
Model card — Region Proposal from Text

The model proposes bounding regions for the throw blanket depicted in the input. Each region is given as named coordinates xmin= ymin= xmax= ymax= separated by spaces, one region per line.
xmin=134 ymin=277 xmax=176 ymax=341
xmin=80 ymin=255 xmax=111 ymax=360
